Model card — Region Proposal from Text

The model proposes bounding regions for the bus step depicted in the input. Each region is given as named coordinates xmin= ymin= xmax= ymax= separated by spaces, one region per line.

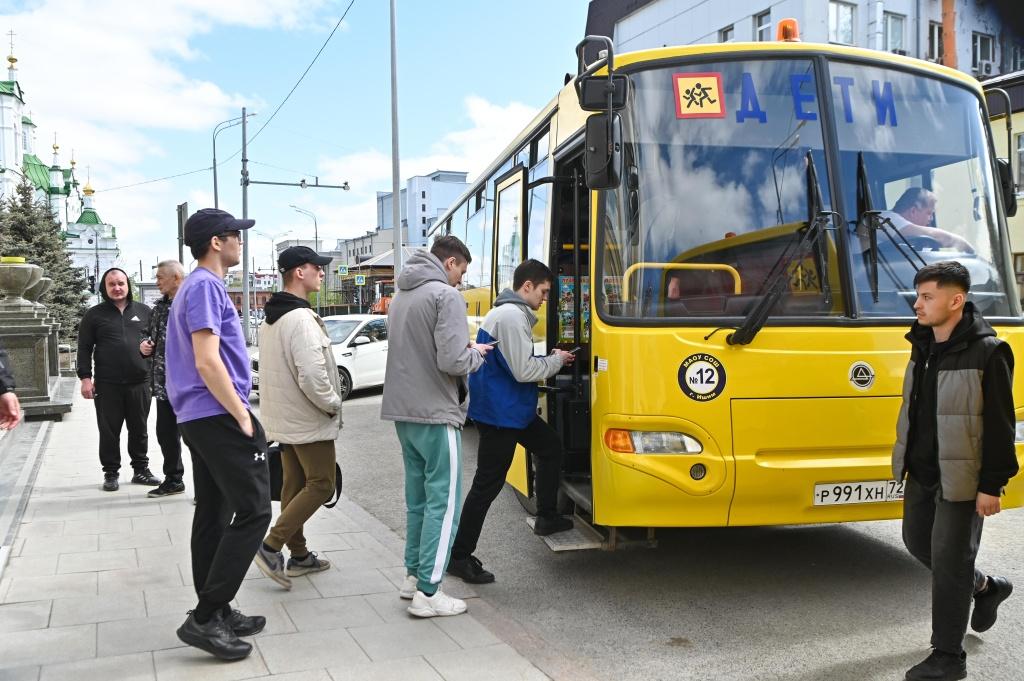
xmin=526 ymin=514 xmax=657 ymax=552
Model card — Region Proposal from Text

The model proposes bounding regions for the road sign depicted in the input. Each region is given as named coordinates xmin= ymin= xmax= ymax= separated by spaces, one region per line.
xmin=337 ymin=265 xmax=348 ymax=276
xmin=355 ymin=275 xmax=366 ymax=286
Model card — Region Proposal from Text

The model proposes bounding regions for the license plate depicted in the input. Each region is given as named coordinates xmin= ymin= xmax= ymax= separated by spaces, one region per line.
xmin=813 ymin=479 xmax=905 ymax=506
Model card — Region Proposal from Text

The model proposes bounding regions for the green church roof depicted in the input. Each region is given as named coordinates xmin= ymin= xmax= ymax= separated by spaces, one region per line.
xmin=22 ymin=153 xmax=49 ymax=191
xmin=0 ymin=81 xmax=24 ymax=102
xmin=76 ymin=208 xmax=102 ymax=225
xmin=21 ymin=115 xmax=33 ymax=127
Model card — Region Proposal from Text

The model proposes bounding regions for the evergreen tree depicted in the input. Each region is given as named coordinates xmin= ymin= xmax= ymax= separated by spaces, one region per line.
xmin=0 ymin=180 xmax=89 ymax=340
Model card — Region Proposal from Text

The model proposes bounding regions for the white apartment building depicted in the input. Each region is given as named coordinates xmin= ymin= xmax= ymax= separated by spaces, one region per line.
xmin=375 ymin=170 xmax=470 ymax=247
xmin=588 ymin=0 xmax=1023 ymax=79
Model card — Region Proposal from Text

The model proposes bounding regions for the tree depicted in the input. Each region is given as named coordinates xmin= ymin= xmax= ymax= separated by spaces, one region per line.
xmin=0 ymin=180 xmax=89 ymax=340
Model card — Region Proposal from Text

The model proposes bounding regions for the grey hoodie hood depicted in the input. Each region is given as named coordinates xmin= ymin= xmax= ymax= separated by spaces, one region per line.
xmin=397 ymin=250 xmax=448 ymax=291
xmin=493 ymin=288 xmax=537 ymax=326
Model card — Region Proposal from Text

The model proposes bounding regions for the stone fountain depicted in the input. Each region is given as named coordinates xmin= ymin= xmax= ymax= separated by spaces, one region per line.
xmin=0 ymin=259 xmax=72 ymax=420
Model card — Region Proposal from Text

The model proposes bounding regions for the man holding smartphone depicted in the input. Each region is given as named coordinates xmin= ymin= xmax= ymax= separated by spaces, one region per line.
xmin=448 ymin=259 xmax=575 ymax=585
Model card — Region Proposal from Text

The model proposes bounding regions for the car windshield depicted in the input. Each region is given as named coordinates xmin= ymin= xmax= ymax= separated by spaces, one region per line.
xmin=596 ymin=58 xmax=1018 ymax=322
xmin=323 ymin=319 xmax=360 ymax=343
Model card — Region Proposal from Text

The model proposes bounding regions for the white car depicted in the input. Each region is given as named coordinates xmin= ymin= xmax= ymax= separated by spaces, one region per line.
xmin=251 ymin=314 xmax=388 ymax=400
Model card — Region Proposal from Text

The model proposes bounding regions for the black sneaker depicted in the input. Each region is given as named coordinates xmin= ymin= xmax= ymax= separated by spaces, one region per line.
xmin=447 ymin=555 xmax=495 ymax=584
xmin=102 ymin=474 xmax=119 ymax=492
xmin=534 ymin=515 xmax=573 ymax=536
xmin=225 ymin=609 xmax=266 ymax=637
xmin=147 ymin=481 xmax=186 ymax=498
xmin=905 ymin=649 xmax=967 ymax=681
xmin=176 ymin=610 xmax=252 ymax=661
xmin=971 ymin=575 xmax=1013 ymax=633
xmin=131 ymin=469 xmax=162 ymax=486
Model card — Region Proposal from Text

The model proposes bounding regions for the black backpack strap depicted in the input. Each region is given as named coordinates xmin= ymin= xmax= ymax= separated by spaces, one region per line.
xmin=323 ymin=462 xmax=343 ymax=509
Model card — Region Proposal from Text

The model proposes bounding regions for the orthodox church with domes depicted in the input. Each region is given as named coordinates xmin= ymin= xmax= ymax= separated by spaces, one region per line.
xmin=0 ymin=41 xmax=120 ymax=290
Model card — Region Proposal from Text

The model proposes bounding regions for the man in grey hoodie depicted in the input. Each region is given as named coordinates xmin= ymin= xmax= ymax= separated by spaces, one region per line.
xmin=381 ymin=235 xmax=492 ymax=618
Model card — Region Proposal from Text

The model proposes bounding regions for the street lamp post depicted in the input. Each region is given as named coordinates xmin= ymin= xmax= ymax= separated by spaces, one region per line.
xmin=212 ymin=112 xmax=257 ymax=209
xmin=289 ymin=205 xmax=321 ymax=313
xmin=252 ymin=229 xmax=292 ymax=285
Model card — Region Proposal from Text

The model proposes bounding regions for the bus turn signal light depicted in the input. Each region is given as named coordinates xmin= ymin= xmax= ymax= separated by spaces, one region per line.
xmin=605 ymin=429 xmax=635 ymax=453
xmin=605 ymin=429 xmax=704 ymax=454
xmin=776 ymin=18 xmax=800 ymax=42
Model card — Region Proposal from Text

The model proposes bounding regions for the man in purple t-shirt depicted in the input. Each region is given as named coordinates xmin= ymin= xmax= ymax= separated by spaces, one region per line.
xmin=165 ymin=208 xmax=271 ymax=662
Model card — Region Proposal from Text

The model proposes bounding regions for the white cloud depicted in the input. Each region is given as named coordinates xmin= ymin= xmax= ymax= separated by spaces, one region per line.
xmin=0 ymin=0 xmax=335 ymax=276
xmin=1 ymin=1 xmax=539 ymax=278
xmin=312 ymin=95 xmax=540 ymax=244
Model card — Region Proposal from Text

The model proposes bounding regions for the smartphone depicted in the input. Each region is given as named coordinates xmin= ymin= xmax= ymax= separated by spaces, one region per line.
xmin=485 ymin=339 xmax=500 ymax=346
xmin=570 ymin=346 xmax=583 ymax=354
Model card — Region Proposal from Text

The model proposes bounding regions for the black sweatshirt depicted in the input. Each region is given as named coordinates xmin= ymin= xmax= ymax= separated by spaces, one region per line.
xmin=905 ymin=306 xmax=1018 ymax=496
xmin=77 ymin=299 xmax=152 ymax=384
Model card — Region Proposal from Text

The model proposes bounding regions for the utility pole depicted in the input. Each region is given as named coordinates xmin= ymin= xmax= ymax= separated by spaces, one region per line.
xmin=176 ymin=202 xmax=187 ymax=264
xmin=241 ymin=106 xmax=251 ymax=346
xmin=390 ymin=0 xmax=403 ymax=277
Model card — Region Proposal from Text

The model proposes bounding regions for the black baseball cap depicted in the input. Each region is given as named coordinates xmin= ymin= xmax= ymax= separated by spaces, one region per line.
xmin=278 ymin=246 xmax=332 ymax=273
xmin=183 ymin=208 xmax=255 ymax=247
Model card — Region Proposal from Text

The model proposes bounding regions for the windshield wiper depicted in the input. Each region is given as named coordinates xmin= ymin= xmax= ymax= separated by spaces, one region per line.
xmin=728 ymin=152 xmax=833 ymax=346
xmin=856 ymin=152 xmax=925 ymax=304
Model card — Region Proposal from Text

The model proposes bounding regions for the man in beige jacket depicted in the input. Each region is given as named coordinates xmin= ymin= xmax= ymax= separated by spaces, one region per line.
xmin=252 ymin=246 xmax=342 ymax=589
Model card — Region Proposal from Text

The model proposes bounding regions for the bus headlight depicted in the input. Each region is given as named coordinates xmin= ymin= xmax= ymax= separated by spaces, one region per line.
xmin=1016 ymin=421 xmax=1024 ymax=443
xmin=605 ymin=429 xmax=703 ymax=454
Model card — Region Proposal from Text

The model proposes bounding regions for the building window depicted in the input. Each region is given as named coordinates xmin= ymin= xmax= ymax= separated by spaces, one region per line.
xmin=421 ymin=191 xmax=425 ymax=199
xmin=421 ymin=217 xmax=426 ymax=224
xmin=754 ymin=11 xmax=770 ymax=42
xmin=972 ymin=32 xmax=995 ymax=73
xmin=719 ymin=25 xmax=734 ymax=43
xmin=421 ymin=229 xmax=426 ymax=237
xmin=928 ymin=22 xmax=943 ymax=62
xmin=883 ymin=13 xmax=904 ymax=53
xmin=421 ymin=203 xmax=426 ymax=211
xmin=1012 ymin=44 xmax=1024 ymax=72
xmin=1017 ymin=133 xmax=1024 ymax=192
xmin=829 ymin=1 xmax=854 ymax=45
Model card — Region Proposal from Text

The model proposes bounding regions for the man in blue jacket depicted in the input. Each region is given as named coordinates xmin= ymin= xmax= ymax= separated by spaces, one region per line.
xmin=448 ymin=259 xmax=575 ymax=585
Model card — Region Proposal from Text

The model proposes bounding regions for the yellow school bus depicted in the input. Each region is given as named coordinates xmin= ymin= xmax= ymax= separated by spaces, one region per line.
xmin=430 ymin=23 xmax=1024 ymax=537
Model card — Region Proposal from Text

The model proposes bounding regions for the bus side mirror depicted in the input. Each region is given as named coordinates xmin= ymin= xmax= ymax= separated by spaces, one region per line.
xmin=577 ymin=74 xmax=628 ymax=112
xmin=996 ymin=158 xmax=1017 ymax=218
xmin=584 ymin=113 xmax=622 ymax=190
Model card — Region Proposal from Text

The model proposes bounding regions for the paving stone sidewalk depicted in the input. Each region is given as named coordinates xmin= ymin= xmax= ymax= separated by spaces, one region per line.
xmin=0 ymin=392 xmax=549 ymax=681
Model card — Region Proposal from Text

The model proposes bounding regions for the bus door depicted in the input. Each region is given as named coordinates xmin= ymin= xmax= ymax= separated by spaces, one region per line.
xmin=540 ymin=151 xmax=593 ymax=513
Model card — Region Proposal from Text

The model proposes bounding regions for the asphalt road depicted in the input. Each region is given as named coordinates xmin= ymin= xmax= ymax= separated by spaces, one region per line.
xmin=271 ymin=387 xmax=1024 ymax=681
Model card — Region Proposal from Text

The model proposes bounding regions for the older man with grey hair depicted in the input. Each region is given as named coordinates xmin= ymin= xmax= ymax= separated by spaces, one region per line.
xmin=141 ymin=259 xmax=187 ymax=497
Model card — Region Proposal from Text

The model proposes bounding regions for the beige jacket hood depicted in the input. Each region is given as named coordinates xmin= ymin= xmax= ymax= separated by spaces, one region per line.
xmin=258 ymin=306 xmax=343 ymax=444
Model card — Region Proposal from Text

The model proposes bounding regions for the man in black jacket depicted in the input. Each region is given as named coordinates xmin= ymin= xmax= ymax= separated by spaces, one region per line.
xmin=893 ymin=261 xmax=1018 ymax=681
xmin=140 ymin=260 xmax=186 ymax=498
xmin=77 ymin=267 xmax=161 ymax=491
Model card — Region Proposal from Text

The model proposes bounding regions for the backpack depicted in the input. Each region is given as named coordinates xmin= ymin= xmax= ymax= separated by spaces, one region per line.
xmin=267 ymin=441 xmax=343 ymax=509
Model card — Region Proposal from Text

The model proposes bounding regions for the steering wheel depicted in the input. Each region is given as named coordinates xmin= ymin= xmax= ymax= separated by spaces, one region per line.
xmin=905 ymin=235 xmax=944 ymax=251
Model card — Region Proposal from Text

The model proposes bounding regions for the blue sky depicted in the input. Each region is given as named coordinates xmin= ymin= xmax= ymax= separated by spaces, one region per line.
xmin=2 ymin=0 xmax=588 ymax=275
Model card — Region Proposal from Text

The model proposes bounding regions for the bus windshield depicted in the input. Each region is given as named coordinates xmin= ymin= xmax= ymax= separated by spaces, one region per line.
xmin=830 ymin=61 xmax=1015 ymax=318
xmin=597 ymin=57 xmax=1018 ymax=322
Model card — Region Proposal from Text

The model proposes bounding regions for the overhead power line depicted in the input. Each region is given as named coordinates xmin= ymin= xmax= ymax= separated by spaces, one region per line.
xmin=248 ymin=0 xmax=356 ymax=147
xmin=97 ymin=0 xmax=357 ymax=194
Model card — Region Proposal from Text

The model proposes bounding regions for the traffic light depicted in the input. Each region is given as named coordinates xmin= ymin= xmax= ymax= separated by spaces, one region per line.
xmin=88 ymin=275 xmax=96 ymax=293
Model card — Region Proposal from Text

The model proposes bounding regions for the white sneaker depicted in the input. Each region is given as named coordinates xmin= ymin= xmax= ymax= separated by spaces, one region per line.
xmin=407 ymin=589 xmax=467 ymax=618
xmin=399 ymin=574 xmax=418 ymax=600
